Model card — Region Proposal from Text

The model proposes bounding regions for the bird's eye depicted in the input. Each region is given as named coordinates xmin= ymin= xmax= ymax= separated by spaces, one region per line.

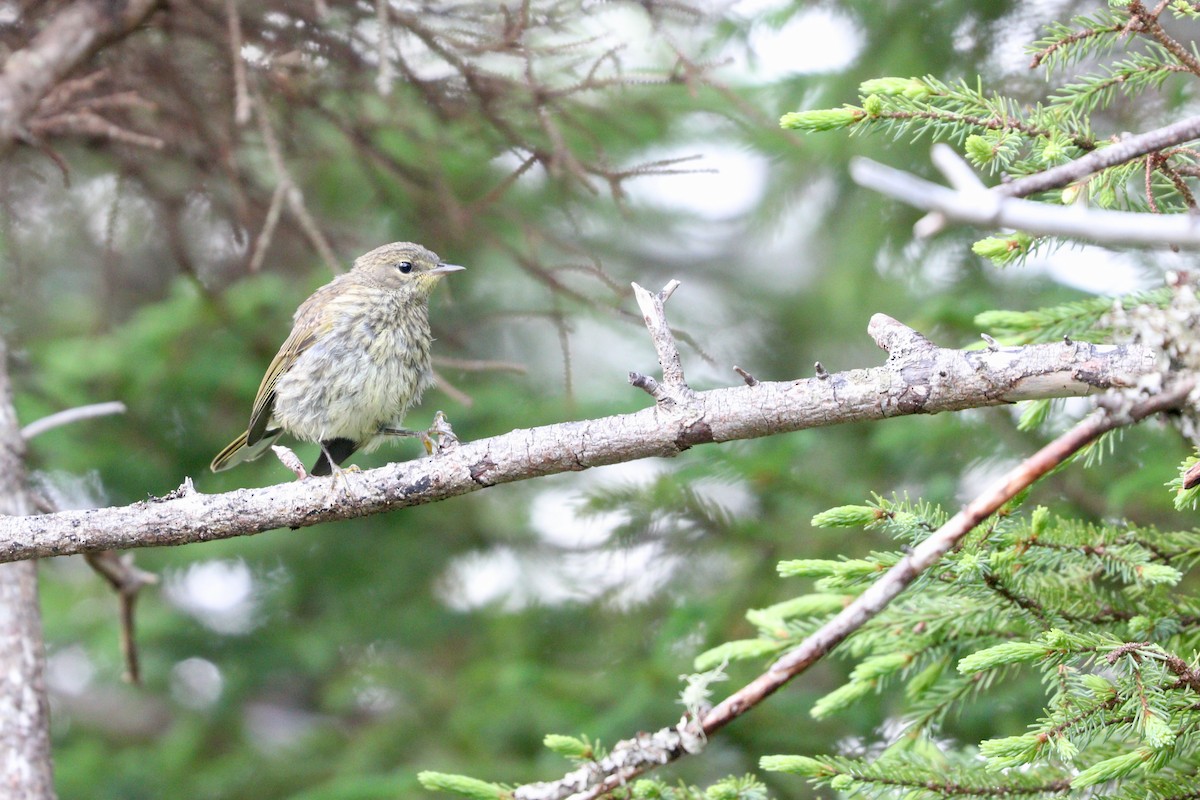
xmin=397 ymin=261 xmax=413 ymax=273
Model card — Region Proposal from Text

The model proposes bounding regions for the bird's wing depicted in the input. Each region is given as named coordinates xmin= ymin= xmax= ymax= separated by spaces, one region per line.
xmin=246 ymin=280 xmax=343 ymax=445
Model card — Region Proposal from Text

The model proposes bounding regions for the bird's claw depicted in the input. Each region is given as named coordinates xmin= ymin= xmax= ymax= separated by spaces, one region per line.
xmin=423 ymin=410 xmax=459 ymax=455
xmin=271 ymin=445 xmax=308 ymax=480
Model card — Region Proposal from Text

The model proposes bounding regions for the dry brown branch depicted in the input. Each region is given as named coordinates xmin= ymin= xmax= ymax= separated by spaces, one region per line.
xmin=84 ymin=551 xmax=158 ymax=685
xmin=253 ymin=95 xmax=342 ymax=274
xmin=224 ymin=0 xmax=251 ymax=126
xmin=0 ymin=0 xmax=162 ymax=153
xmin=432 ymin=356 xmax=528 ymax=374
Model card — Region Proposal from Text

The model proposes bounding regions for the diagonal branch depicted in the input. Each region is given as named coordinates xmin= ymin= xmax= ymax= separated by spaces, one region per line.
xmin=0 ymin=0 xmax=162 ymax=153
xmin=0 ymin=305 xmax=1157 ymax=561
xmin=997 ymin=114 xmax=1200 ymax=200
xmin=516 ymin=378 xmax=1196 ymax=800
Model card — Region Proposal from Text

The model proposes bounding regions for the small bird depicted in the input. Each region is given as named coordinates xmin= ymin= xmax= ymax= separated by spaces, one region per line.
xmin=210 ymin=242 xmax=464 ymax=476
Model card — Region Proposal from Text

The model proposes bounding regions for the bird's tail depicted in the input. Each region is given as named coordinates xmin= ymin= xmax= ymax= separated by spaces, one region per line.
xmin=210 ymin=428 xmax=283 ymax=472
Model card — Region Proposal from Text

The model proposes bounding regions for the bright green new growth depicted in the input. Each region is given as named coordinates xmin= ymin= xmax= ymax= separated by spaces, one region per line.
xmin=708 ymin=490 xmax=1200 ymax=795
xmin=418 ymin=772 xmax=510 ymax=800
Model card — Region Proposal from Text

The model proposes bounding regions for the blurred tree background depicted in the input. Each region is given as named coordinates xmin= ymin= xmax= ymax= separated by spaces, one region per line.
xmin=3 ymin=0 xmax=1193 ymax=797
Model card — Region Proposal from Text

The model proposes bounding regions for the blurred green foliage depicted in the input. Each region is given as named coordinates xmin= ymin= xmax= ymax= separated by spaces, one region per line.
xmin=3 ymin=1 xmax=1196 ymax=798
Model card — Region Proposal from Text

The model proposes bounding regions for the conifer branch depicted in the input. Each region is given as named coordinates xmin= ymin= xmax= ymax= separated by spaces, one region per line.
xmin=513 ymin=379 xmax=1196 ymax=800
xmin=700 ymin=381 xmax=1192 ymax=722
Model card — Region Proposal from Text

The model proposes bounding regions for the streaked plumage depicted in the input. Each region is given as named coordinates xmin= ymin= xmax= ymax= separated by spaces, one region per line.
xmin=211 ymin=242 xmax=463 ymax=476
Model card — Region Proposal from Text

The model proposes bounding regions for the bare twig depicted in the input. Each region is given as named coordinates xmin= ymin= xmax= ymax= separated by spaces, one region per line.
xmin=0 ymin=0 xmax=162 ymax=153
xmin=853 ymin=148 xmax=1200 ymax=248
xmin=224 ymin=0 xmax=252 ymax=126
xmin=631 ymin=280 xmax=688 ymax=396
xmin=375 ymin=0 xmax=395 ymax=96
xmin=430 ymin=368 xmax=473 ymax=407
xmin=247 ymin=179 xmax=287 ymax=272
xmin=432 ymin=356 xmax=528 ymax=374
xmin=253 ymin=96 xmax=341 ymax=274
xmin=21 ymin=401 xmax=127 ymax=440
xmin=84 ymin=551 xmax=159 ymax=685
xmin=732 ymin=366 xmax=757 ymax=386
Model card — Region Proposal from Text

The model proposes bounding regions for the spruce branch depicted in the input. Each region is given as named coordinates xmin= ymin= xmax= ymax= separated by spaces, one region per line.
xmin=512 ymin=379 xmax=1196 ymax=800
xmin=998 ymin=114 xmax=1200 ymax=199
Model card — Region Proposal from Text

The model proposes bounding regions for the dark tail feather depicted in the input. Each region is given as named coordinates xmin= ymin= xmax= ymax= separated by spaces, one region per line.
xmin=311 ymin=438 xmax=358 ymax=476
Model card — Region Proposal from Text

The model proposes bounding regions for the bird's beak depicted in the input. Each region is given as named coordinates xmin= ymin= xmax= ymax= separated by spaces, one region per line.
xmin=429 ymin=263 xmax=465 ymax=275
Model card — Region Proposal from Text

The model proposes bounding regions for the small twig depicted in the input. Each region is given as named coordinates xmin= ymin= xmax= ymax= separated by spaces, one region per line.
xmin=732 ymin=365 xmax=757 ymax=386
xmin=430 ymin=367 xmax=473 ymax=407
xmin=84 ymin=551 xmax=158 ymax=685
xmin=248 ymin=179 xmax=287 ymax=272
xmin=224 ymin=0 xmax=251 ymax=126
xmin=253 ymin=94 xmax=342 ymax=274
xmin=432 ymin=356 xmax=528 ymax=374
xmin=21 ymin=401 xmax=126 ymax=440
xmin=631 ymin=280 xmax=689 ymax=395
xmin=628 ymin=371 xmax=668 ymax=402
xmin=376 ymin=0 xmax=395 ymax=96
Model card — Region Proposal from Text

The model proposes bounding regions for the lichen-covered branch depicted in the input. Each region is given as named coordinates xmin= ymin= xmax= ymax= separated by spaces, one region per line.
xmin=0 ymin=308 xmax=1156 ymax=562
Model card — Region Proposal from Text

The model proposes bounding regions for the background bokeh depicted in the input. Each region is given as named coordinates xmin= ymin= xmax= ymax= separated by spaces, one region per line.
xmin=3 ymin=1 xmax=1192 ymax=797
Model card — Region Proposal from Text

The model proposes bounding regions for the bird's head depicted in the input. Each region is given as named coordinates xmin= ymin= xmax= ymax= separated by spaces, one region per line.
xmin=352 ymin=241 xmax=465 ymax=294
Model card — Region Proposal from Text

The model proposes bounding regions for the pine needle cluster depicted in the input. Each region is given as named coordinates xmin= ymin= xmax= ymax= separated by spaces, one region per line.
xmin=739 ymin=498 xmax=1200 ymax=797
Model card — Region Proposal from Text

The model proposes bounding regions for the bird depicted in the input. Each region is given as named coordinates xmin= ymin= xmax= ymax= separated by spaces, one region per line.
xmin=210 ymin=241 xmax=464 ymax=477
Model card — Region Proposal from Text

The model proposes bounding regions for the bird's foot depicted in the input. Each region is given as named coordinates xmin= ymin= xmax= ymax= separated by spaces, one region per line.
xmin=322 ymin=462 xmax=362 ymax=505
xmin=381 ymin=412 xmax=459 ymax=455
xmin=271 ymin=445 xmax=308 ymax=480
xmin=422 ymin=410 xmax=458 ymax=455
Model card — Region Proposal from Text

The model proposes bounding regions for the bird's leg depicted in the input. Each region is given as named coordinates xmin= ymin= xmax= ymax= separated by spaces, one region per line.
xmin=313 ymin=441 xmax=362 ymax=504
xmin=270 ymin=445 xmax=308 ymax=480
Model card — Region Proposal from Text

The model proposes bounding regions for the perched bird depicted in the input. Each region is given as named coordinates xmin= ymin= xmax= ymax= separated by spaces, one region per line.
xmin=210 ymin=242 xmax=464 ymax=476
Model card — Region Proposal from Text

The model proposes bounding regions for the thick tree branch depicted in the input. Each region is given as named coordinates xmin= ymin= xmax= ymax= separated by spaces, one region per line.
xmin=0 ymin=309 xmax=1156 ymax=561
xmin=0 ymin=0 xmax=162 ymax=153
xmin=0 ymin=338 xmax=54 ymax=796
